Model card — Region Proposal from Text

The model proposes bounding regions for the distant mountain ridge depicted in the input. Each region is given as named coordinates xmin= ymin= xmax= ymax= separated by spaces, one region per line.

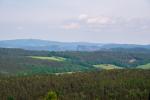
xmin=0 ymin=39 xmax=150 ymax=51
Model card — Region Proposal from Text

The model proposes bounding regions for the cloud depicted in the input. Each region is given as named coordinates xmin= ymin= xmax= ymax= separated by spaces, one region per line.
xmin=62 ymin=23 xmax=80 ymax=30
xmin=78 ymin=14 xmax=88 ymax=20
xmin=86 ymin=16 xmax=112 ymax=24
xmin=78 ymin=14 xmax=113 ymax=25
xmin=62 ymin=15 xmax=113 ymax=31
xmin=62 ymin=14 xmax=150 ymax=33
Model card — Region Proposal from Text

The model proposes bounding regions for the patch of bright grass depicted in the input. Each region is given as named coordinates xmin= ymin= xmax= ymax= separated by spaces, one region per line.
xmin=136 ymin=63 xmax=150 ymax=69
xmin=93 ymin=64 xmax=123 ymax=70
xmin=29 ymin=56 xmax=66 ymax=62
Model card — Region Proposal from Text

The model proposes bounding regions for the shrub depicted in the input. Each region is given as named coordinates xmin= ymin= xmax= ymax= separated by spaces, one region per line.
xmin=7 ymin=96 xmax=14 ymax=100
xmin=44 ymin=91 xmax=57 ymax=100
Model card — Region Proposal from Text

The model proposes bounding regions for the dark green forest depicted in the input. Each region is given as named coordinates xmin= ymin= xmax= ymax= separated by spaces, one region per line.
xmin=0 ymin=70 xmax=150 ymax=100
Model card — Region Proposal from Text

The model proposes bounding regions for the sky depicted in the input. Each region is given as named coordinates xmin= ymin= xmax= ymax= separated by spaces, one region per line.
xmin=0 ymin=0 xmax=150 ymax=44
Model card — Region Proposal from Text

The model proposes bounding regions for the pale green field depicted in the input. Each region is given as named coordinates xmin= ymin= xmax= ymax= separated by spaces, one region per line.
xmin=136 ymin=63 xmax=150 ymax=69
xmin=29 ymin=56 xmax=66 ymax=62
xmin=93 ymin=64 xmax=123 ymax=70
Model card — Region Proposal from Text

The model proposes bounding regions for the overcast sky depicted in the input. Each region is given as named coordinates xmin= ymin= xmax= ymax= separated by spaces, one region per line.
xmin=0 ymin=0 xmax=150 ymax=44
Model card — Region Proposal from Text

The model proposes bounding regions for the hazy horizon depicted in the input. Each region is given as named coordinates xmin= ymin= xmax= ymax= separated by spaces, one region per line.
xmin=0 ymin=38 xmax=150 ymax=45
xmin=0 ymin=0 xmax=150 ymax=44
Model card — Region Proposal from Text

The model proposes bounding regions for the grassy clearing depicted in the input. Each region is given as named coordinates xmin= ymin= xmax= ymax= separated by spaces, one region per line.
xmin=136 ymin=63 xmax=150 ymax=69
xmin=29 ymin=56 xmax=66 ymax=62
xmin=93 ymin=64 xmax=123 ymax=70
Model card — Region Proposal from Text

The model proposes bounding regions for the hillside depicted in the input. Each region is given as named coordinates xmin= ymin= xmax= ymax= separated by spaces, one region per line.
xmin=0 ymin=70 xmax=150 ymax=100
xmin=0 ymin=48 xmax=150 ymax=75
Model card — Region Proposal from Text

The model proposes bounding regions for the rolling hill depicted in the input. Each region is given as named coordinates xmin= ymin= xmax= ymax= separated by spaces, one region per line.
xmin=0 ymin=48 xmax=150 ymax=75
xmin=0 ymin=39 xmax=150 ymax=51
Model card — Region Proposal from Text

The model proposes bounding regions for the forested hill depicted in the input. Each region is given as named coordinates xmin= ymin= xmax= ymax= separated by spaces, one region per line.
xmin=0 ymin=70 xmax=150 ymax=100
xmin=0 ymin=48 xmax=150 ymax=75
xmin=0 ymin=39 xmax=150 ymax=51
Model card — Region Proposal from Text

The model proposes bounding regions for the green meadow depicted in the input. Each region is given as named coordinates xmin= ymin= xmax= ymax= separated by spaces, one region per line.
xmin=29 ymin=56 xmax=66 ymax=62
xmin=93 ymin=64 xmax=124 ymax=70
xmin=136 ymin=63 xmax=150 ymax=69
